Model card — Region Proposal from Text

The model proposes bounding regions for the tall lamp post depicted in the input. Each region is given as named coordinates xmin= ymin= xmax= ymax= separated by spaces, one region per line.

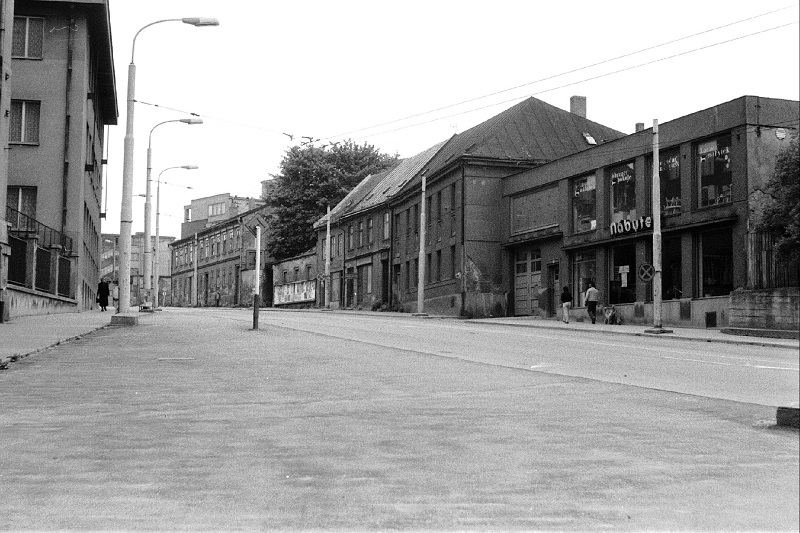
xmin=154 ymin=165 xmax=198 ymax=309
xmin=143 ymin=118 xmax=203 ymax=307
xmin=117 ymin=17 xmax=218 ymax=315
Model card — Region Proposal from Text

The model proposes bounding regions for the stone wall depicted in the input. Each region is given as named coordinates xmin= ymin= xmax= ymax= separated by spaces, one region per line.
xmin=729 ymin=288 xmax=799 ymax=330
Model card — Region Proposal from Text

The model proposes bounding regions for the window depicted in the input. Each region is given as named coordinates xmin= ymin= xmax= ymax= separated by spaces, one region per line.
xmin=405 ymin=261 xmax=410 ymax=292
xmin=609 ymin=244 xmax=636 ymax=305
xmin=208 ymin=202 xmax=226 ymax=216
xmin=572 ymin=175 xmax=596 ymax=233
xmin=365 ymin=264 xmax=373 ymax=293
xmin=383 ymin=212 xmax=390 ymax=240
xmin=450 ymin=245 xmax=457 ymax=279
xmin=435 ymin=250 xmax=442 ymax=282
xmin=659 ymin=148 xmax=681 ymax=215
xmin=6 ymin=186 xmax=37 ymax=226
xmin=306 ymin=265 xmax=313 ymax=280
xmin=294 ymin=267 xmax=300 ymax=281
xmin=283 ymin=270 xmax=288 ymax=283
xmin=337 ymin=233 xmax=342 ymax=256
xmin=436 ymin=191 xmax=442 ymax=222
xmin=662 ymin=236 xmax=682 ymax=300
xmin=699 ymin=227 xmax=733 ymax=297
xmin=697 ymin=134 xmax=732 ymax=207
xmin=367 ymin=217 xmax=374 ymax=245
xmin=348 ymin=225 xmax=354 ymax=250
xmin=358 ymin=221 xmax=364 ymax=247
xmin=426 ymin=253 xmax=431 ymax=285
xmin=12 ymin=16 xmax=43 ymax=59
xmin=412 ymin=258 xmax=418 ymax=288
xmin=405 ymin=209 xmax=411 ymax=238
xmin=10 ymin=100 xmax=41 ymax=144
xmin=609 ymin=162 xmax=636 ymax=225
xmin=414 ymin=204 xmax=420 ymax=235
xmin=572 ymin=251 xmax=596 ymax=307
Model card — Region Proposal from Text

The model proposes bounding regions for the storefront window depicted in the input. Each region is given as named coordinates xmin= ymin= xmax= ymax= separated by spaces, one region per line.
xmin=699 ymin=227 xmax=733 ymax=297
xmin=572 ymin=251 xmax=596 ymax=307
xmin=697 ymin=134 xmax=732 ymax=207
xmin=660 ymin=149 xmax=681 ymax=216
xmin=609 ymin=243 xmax=636 ymax=304
xmin=662 ymin=236 xmax=682 ymax=300
xmin=609 ymin=162 xmax=636 ymax=225
xmin=572 ymin=175 xmax=596 ymax=233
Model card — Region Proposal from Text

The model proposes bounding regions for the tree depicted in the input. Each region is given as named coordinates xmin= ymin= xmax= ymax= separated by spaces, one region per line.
xmin=759 ymin=134 xmax=799 ymax=261
xmin=266 ymin=141 xmax=397 ymax=261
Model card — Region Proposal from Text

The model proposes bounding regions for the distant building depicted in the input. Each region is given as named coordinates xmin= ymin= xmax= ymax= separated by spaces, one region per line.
xmin=181 ymin=193 xmax=265 ymax=240
xmin=2 ymin=0 xmax=117 ymax=319
xmin=170 ymin=204 xmax=273 ymax=308
xmin=272 ymin=249 xmax=316 ymax=308
xmin=101 ymin=232 xmax=174 ymax=306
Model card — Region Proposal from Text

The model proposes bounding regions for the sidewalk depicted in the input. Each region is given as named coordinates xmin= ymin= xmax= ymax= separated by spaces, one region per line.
xmin=0 ymin=309 xmax=123 ymax=368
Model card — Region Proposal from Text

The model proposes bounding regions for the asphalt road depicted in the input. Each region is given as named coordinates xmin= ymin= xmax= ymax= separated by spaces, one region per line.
xmin=1 ymin=307 xmax=797 ymax=531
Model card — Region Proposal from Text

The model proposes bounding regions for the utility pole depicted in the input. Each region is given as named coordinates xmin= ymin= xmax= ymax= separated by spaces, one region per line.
xmin=192 ymin=233 xmax=198 ymax=307
xmin=646 ymin=119 xmax=671 ymax=334
xmin=325 ymin=205 xmax=331 ymax=308
xmin=416 ymin=175 xmax=427 ymax=316
xmin=253 ymin=225 xmax=261 ymax=330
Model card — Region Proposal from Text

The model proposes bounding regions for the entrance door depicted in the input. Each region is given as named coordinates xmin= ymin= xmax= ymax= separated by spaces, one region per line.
xmin=514 ymin=249 xmax=542 ymax=316
xmin=381 ymin=259 xmax=389 ymax=304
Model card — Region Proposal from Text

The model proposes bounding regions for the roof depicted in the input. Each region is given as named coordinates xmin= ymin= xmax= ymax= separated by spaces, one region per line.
xmin=312 ymin=167 xmax=395 ymax=229
xmin=350 ymin=139 xmax=451 ymax=215
xmin=411 ymin=96 xmax=626 ymax=188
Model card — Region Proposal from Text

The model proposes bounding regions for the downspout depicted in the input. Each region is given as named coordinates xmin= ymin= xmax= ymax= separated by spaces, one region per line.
xmin=460 ymin=161 xmax=467 ymax=317
xmin=60 ymin=6 xmax=75 ymax=238
xmin=387 ymin=206 xmax=394 ymax=310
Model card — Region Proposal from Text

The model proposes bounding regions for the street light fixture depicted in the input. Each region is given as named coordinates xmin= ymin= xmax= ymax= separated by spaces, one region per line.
xmin=117 ymin=17 xmax=218 ymax=316
xmin=143 ymin=118 xmax=203 ymax=307
xmin=154 ymin=165 xmax=198 ymax=309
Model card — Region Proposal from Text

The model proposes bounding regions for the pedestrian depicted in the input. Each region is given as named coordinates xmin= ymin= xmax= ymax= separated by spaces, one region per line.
xmin=111 ymin=281 xmax=119 ymax=313
xmin=560 ymin=286 xmax=573 ymax=324
xmin=585 ymin=282 xmax=600 ymax=324
xmin=97 ymin=279 xmax=110 ymax=312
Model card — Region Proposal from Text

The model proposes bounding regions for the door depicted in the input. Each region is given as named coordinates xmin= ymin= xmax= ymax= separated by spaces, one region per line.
xmin=547 ymin=262 xmax=560 ymax=317
xmin=514 ymin=249 xmax=542 ymax=316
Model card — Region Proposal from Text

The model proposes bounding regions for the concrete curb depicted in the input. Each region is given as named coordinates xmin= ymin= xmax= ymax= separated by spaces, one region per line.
xmin=463 ymin=319 xmax=799 ymax=350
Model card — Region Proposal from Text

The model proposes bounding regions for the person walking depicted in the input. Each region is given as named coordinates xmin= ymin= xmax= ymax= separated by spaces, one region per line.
xmin=585 ymin=282 xmax=600 ymax=324
xmin=560 ymin=286 xmax=573 ymax=324
xmin=97 ymin=279 xmax=110 ymax=312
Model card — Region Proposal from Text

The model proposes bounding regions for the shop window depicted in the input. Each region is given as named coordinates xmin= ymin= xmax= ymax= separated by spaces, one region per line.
xmin=572 ymin=175 xmax=596 ymax=233
xmin=697 ymin=134 xmax=732 ymax=207
xmin=699 ymin=227 xmax=733 ymax=297
xmin=609 ymin=162 xmax=636 ymax=225
xmin=659 ymin=149 xmax=682 ymax=216
xmin=662 ymin=236 xmax=682 ymax=300
xmin=609 ymin=244 xmax=637 ymax=304
xmin=572 ymin=251 xmax=596 ymax=307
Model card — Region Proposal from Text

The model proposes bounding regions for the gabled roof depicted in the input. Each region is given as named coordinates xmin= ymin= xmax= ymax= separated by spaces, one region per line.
xmin=312 ymin=167 xmax=395 ymax=229
xmin=416 ymin=96 xmax=626 ymax=186
xmin=348 ymin=139 xmax=451 ymax=216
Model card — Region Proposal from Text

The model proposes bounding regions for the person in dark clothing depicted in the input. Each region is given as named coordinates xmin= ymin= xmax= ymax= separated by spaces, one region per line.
xmin=560 ymin=286 xmax=573 ymax=324
xmin=97 ymin=280 xmax=110 ymax=312
xmin=585 ymin=282 xmax=600 ymax=324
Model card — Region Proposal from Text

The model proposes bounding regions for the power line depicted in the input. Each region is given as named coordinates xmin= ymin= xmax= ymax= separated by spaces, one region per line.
xmin=320 ymin=4 xmax=798 ymax=142
xmin=347 ymin=21 xmax=799 ymax=143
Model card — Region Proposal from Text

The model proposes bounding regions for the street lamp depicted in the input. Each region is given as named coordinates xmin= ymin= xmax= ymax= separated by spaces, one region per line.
xmin=143 ymin=118 xmax=203 ymax=307
xmin=154 ymin=165 xmax=198 ymax=309
xmin=117 ymin=17 xmax=219 ymax=316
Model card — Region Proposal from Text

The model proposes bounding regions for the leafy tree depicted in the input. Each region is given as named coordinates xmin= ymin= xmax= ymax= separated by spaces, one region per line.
xmin=266 ymin=140 xmax=397 ymax=260
xmin=759 ymin=133 xmax=799 ymax=261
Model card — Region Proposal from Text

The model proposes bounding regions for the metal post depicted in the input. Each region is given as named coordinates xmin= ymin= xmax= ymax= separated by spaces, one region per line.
xmin=416 ymin=175 xmax=427 ymax=315
xmin=192 ymin=233 xmax=198 ymax=307
xmin=325 ymin=205 xmax=331 ymax=308
xmin=153 ymin=177 xmax=161 ymax=308
xmin=143 ymin=145 xmax=153 ymax=306
xmin=253 ymin=225 xmax=261 ymax=330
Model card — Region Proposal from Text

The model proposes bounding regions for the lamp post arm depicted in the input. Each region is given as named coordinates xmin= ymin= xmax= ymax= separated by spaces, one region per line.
xmin=131 ymin=19 xmax=182 ymax=64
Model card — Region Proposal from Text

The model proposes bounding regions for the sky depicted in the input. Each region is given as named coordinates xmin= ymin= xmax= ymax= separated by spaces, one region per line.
xmin=102 ymin=0 xmax=800 ymax=240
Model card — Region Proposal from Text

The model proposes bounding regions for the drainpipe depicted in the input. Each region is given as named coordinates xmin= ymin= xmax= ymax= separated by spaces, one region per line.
xmin=60 ymin=7 xmax=75 ymax=238
xmin=387 ymin=206 xmax=394 ymax=311
xmin=460 ymin=162 xmax=466 ymax=317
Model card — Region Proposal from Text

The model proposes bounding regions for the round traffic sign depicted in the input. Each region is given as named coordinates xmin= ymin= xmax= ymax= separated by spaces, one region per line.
xmin=638 ymin=263 xmax=654 ymax=282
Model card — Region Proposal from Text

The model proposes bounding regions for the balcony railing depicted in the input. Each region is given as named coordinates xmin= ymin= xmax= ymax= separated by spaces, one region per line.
xmin=6 ymin=205 xmax=73 ymax=253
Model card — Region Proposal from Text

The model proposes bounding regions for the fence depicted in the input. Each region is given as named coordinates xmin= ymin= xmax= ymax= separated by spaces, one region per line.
xmin=747 ymin=230 xmax=799 ymax=289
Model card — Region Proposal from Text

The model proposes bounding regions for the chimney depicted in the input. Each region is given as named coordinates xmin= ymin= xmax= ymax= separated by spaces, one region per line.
xmin=635 ymin=122 xmax=645 ymax=132
xmin=570 ymin=96 xmax=587 ymax=118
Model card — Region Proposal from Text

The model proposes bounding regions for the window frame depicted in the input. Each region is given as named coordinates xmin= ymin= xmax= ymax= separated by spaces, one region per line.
xmin=9 ymin=100 xmax=41 ymax=144
xmin=12 ymin=16 xmax=44 ymax=59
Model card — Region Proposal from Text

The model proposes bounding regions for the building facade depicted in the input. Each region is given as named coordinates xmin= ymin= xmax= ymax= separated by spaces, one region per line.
xmin=272 ymin=249 xmax=316 ymax=308
xmin=170 ymin=204 xmax=273 ymax=308
xmin=181 ymin=193 xmax=265 ymax=240
xmin=502 ymin=96 xmax=799 ymax=328
xmin=2 ymin=0 xmax=116 ymax=319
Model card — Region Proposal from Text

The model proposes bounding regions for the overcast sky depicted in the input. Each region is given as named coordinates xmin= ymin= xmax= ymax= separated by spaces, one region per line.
xmin=102 ymin=0 xmax=800 ymax=239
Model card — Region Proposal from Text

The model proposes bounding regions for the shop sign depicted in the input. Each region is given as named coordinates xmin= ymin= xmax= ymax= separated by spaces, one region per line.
xmin=610 ymin=216 xmax=652 ymax=236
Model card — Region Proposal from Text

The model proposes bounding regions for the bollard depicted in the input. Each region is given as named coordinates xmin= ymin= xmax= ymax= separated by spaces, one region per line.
xmin=252 ymin=293 xmax=260 ymax=330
